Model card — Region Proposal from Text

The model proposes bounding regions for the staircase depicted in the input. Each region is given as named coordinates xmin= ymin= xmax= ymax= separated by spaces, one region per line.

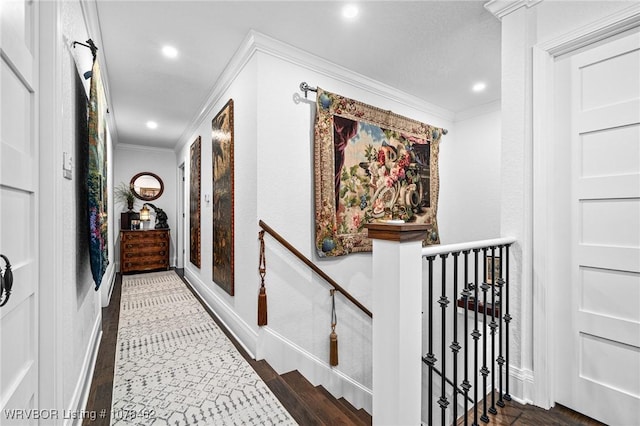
xmin=251 ymin=360 xmax=372 ymax=425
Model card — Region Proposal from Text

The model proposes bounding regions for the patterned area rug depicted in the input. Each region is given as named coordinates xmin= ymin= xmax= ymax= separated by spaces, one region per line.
xmin=111 ymin=271 xmax=296 ymax=425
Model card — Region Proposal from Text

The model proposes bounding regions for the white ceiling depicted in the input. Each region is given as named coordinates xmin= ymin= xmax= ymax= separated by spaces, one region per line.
xmin=95 ymin=1 xmax=501 ymax=150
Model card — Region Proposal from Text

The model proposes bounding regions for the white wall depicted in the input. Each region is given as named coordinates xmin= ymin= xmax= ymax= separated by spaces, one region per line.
xmin=175 ymin=31 xmax=503 ymax=412
xmin=439 ymin=105 xmax=502 ymax=244
xmin=176 ymin=50 xmax=260 ymax=356
xmin=113 ymin=145 xmax=178 ymax=266
xmin=38 ymin=0 xmax=111 ymax=417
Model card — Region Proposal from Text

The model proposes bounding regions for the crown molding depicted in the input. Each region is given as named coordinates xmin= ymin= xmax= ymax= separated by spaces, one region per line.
xmin=538 ymin=3 xmax=640 ymax=57
xmin=116 ymin=143 xmax=176 ymax=154
xmin=484 ymin=0 xmax=542 ymax=20
xmin=176 ymin=30 xmax=455 ymax=151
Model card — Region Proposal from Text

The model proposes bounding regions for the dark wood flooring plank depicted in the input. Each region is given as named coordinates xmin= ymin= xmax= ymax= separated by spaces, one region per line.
xmin=83 ymin=273 xmax=122 ymax=426
xmin=282 ymin=371 xmax=358 ymax=425
xmin=338 ymin=398 xmax=372 ymax=425
xmin=316 ymin=386 xmax=366 ymax=425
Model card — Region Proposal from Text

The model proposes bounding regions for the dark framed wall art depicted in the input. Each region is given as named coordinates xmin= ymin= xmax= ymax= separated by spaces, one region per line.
xmin=190 ymin=136 xmax=201 ymax=268
xmin=212 ymin=99 xmax=234 ymax=295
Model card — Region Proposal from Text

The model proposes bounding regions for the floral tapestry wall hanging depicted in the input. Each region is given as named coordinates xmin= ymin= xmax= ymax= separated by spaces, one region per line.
xmin=212 ymin=99 xmax=234 ymax=295
xmin=88 ymin=59 xmax=109 ymax=287
xmin=190 ymin=136 xmax=201 ymax=268
xmin=314 ymin=88 xmax=446 ymax=257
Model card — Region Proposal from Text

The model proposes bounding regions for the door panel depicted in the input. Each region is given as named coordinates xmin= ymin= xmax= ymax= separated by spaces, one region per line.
xmin=562 ymin=31 xmax=640 ymax=425
xmin=0 ymin=0 xmax=39 ymax=421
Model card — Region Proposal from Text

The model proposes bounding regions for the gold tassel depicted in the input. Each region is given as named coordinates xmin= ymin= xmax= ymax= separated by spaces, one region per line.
xmin=258 ymin=286 xmax=267 ymax=326
xmin=258 ymin=230 xmax=267 ymax=326
xmin=330 ymin=328 xmax=339 ymax=366
xmin=329 ymin=288 xmax=338 ymax=366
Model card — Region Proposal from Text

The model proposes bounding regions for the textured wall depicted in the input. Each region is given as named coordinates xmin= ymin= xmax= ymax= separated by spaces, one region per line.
xmin=59 ymin=0 xmax=105 ymax=410
xmin=113 ymin=145 xmax=178 ymax=266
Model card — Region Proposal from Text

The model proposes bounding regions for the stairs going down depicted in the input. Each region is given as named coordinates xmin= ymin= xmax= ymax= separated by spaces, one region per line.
xmin=251 ymin=360 xmax=372 ymax=425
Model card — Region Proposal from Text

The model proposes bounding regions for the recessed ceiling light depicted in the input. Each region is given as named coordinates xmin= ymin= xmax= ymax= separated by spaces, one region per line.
xmin=342 ymin=4 xmax=359 ymax=20
xmin=472 ymin=82 xmax=487 ymax=93
xmin=162 ymin=45 xmax=178 ymax=59
xmin=146 ymin=121 xmax=158 ymax=130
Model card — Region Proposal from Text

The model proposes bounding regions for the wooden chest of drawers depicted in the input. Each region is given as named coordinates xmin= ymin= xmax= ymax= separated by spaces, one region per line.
xmin=120 ymin=229 xmax=170 ymax=274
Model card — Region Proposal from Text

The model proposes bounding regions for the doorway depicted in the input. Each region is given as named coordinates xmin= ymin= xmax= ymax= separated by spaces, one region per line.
xmin=551 ymin=31 xmax=640 ymax=425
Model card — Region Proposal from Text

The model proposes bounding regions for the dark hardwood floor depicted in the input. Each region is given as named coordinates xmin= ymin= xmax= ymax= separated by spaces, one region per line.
xmin=83 ymin=270 xmax=605 ymax=425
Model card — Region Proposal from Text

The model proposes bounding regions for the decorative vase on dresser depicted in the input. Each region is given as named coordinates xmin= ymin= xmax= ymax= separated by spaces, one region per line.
xmin=120 ymin=229 xmax=170 ymax=274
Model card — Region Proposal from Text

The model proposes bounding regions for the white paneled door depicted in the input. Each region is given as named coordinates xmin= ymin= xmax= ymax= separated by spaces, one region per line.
xmin=559 ymin=31 xmax=640 ymax=425
xmin=0 ymin=0 xmax=39 ymax=423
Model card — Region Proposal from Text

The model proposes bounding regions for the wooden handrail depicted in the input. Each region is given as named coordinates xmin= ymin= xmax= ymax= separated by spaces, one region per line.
xmin=258 ymin=220 xmax=372 ymax=318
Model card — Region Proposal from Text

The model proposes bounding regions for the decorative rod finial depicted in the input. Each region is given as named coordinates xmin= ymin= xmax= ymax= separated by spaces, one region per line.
xmin=299 ymin=82 xmax=317 ymax=99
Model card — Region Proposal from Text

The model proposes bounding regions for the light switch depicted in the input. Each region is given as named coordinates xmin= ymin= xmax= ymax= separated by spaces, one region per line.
xmin=63 ymin=151 xmax=73 ymax=180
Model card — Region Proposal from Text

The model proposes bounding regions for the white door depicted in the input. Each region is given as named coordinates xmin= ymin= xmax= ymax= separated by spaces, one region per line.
xmin=0 ymin=0 xmax=40 ymax=422
xmin=557 ymin=31 xmax=640 ymax=425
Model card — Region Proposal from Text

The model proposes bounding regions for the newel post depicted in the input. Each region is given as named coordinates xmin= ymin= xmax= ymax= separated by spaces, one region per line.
xmin=365 ymin=223 xmax=429 ymax=426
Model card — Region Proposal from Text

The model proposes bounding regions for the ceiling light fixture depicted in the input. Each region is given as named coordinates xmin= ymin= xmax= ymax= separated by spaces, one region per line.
xmin=342 ymin=4 xmax=359 ymax=20
xmin=472 ymin=82 xmax=487 ymax=93
xmin=146 ymin=121 xmax=158 ymax=130
xmin=162 ymin=45 xmax=178 ymax=59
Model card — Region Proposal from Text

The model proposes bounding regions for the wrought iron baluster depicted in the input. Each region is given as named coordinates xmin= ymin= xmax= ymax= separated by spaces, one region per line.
xmin=504 ymin=245 xmax=512 ymax=401
xmin=451 ymin=252 xmax=461 ymax=425
xmin=461 ymin=250 xmax=472 ymax=426
xmin=489 ymin=246 xmax=498 ymax=416
xmin=426 ymin=256 xmax=437 ymax=425
xmin=472 ymin=249 xmax=480 ymax=426
xmin=497 ymin=245 xmax=506 ymax=408
xmin=481 ymin=248 xmax=490 ymax=423
xmin=439 ymin=254 xmax=450 ymax=425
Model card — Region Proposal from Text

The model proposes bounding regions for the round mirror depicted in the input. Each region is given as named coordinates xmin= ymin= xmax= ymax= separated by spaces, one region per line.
xmin=130 ymin=172 xmax=164 ymax=201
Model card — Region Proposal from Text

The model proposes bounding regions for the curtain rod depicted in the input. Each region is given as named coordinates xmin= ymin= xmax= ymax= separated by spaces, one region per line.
xmin=299 ymin=82 xmax=317 ymax=98
xmin=299 ymin=81 xmax=448 ymax=135
xmin=73 ymin=38 xmax=98 ymax=60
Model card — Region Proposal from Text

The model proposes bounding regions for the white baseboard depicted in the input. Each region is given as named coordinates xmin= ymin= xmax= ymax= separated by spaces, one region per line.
xmin=256 ymin=326 xmax=373 ymax=414
xmin=183 ymin=269 xmax=258 ymax=358
xmin=507 ymin=365 xmax=534 ymax=405
xmin=100 ymin=263 xmax=116 ymax=308
xmin=68 ymin=313 xmax=102 ymax=426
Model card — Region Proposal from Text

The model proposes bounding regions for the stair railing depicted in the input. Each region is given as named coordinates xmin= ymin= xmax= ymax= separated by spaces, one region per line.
xmin=421 ymin=237 xmax=515 ymax=426
xmin=258 ymin=220 xmax=372 ymax=367
xmin=259 ymin=220 xmax=372 ymax=318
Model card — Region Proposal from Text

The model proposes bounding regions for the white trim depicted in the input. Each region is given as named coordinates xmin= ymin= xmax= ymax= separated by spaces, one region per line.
xmin=100 ymin=263 xmax=116 ymax=307
xmin=538 ymin=3 xmax=640 ymax=57
xmin=531 ymin=3 xmax=640 ymax=410
xmin=257 ymin=326 xmax=373 ymax=414
xmin=116 ymin=142 xmax=175 ymax=154
xmin=67 ymin=314 xmax=102 ymax=426
xmin=508 ymin=366 xmax=535 ymax=405
xmin=531 ymin=44 xmax=555 ymax=410
xmin=176 ymin=30 xmax=455 ymax=151
xmin=182 ymin=270 xmax=258 ymax=358
xmin=38 ymin=0 xmax=65 ymax=413
xmin=421 ymin=236 xmax=516 ymax=258
xmin=484 ymin=0 xmax=542 ymax=21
